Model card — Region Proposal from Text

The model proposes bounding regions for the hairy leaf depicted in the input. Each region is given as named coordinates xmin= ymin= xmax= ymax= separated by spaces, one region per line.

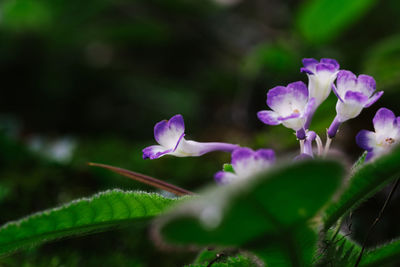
xmin=0 ymin=189 xmax=180 ymax=256
xmin=360 ymin=238 xmax=400 ymax=267
xmin=324 ymin=146 xmax=400 ymax=229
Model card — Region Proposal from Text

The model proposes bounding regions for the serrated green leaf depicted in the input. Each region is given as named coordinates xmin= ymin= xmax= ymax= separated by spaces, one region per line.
xmin=297 ymin=0 xmax=377 ymax=44
xmin=0 ymin=189 xmax=180 ymax=256
xmin=156 ymin=160 xmax=344 ymax=265
xmin=360 ymin=238 xmax=400 ymax=267
xmin=324 ymin=146 xmax=400 ymax=229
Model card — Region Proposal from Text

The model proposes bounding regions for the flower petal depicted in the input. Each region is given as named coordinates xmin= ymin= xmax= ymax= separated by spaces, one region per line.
xmin=373 ymin=108 xmax=396 ymax=133
xmin=257 ymin=110 xmax=281 ymax=125
xmin=254 ymin=149 xmax=276 ymax=163
xmin=301 ymin=58 xmax=319 ymax=74
xmin=356 ymin=130 xmax=376 ymax=151
xmin=364 ymin=91 xmax=383 ymax=108
xmin=344 ymin=91 xmax=368 ymax=104
xmin=320 ymin=58 xmax=340 ymax=69
xmin=214 ymin=171 xmax=238 ymax=184
xmin=154 ymin=114 xmax=185 ymax=148
xmin=336 ymin=70 xmax=357 ymax=97
xmin=357 ymin=75 xmax=376 ymax=96
xmin=142 ymin=145 xmax=173 ymax=159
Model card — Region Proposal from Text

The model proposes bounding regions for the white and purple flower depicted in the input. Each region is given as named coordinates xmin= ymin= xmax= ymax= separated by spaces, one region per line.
xmin=257 ymin=81 xmax=315 ymax=139
xmin=327 ymin=71 xmax=383 ymax=138
xmin=214 ymin=147 xmax=275 ymax=184
xmin=143 ymin=114 xmax=239 ymax=159
xmin=301 ymin=58 xmax=340 ymax=108
xmin=356 ymin=108 xmax=400 ymax=161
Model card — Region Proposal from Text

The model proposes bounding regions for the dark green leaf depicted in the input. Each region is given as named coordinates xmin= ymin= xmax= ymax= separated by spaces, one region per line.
xmin=324 ymin=146 xmax=400 ymax=229
xmin=156 ymin=160 xmax=344 ymax=266
xmin=360 ymin=238 xmax=400 ymax=267
xmin=0 ymin=190 xmax=180 ymax=256
xmin=297 ymin=0 xmax=377 ymax=44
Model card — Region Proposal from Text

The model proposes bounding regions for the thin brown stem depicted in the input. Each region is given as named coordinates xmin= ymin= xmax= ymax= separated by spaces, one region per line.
xmin=354 ymin=178 xmax=400 ymax=267
xmin=88 ymin=162 xmax=195 ymax=196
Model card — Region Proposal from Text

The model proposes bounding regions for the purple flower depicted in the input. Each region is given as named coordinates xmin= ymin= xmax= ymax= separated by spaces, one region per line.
xmin=257 ymin=81 xmax=315 ymax=135
xmin=143 ymin=114 xmax=239 ymax=159
xmin=356 ymin=108 xmax=400 ymax=161
xmin=301 ymin=58 xmax=340 ymax=107
xmin=327 ymin=71 xmax=383 ymax=138
xmin=214 ymin=147 xmax=275 ymax=184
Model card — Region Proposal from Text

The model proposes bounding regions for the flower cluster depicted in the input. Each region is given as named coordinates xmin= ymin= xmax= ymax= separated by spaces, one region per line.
xmin=143 ymin=58 xmax=394 ymax=185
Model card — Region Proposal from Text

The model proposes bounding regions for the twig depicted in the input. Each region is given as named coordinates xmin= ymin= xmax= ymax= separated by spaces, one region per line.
xmin=354 ymin=178 xmax=400 ymax=267
xmin=88 ymin=162 xmax=195 ymax=196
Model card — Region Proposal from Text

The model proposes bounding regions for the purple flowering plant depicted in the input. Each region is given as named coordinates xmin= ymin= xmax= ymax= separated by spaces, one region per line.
xmin=2 ymin=58 xmax=400 ymax=267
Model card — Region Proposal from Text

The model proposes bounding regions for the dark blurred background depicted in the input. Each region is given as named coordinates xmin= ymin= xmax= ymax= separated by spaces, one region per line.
xmin=1 ymin=0 xmax=400 ymax=265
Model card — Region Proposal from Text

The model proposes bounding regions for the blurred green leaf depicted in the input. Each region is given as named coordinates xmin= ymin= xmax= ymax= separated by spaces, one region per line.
xmin=297 ymin=0 xmax=377 ymax=44
xmin=156 ymin=160 xmax=344 ymax=265
xmin=0 ymin=190 xmax=180 ymax=256
xmin=1 ymin=0 xmax=52 ymax=31
xmin=243 ymin=42 xmax=298 ymax=77
xmin=361 ymin=238 xmax=400 ymax=267
xmin=363 ymin=34 xmax=400 ymax=89
xmin=324 ymin=146 xmax=400 ymax=229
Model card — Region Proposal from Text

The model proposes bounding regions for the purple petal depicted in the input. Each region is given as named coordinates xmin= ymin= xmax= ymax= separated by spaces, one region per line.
xmin=266 ymin=86 xmax=289 ymax=110
xmin=154 ymin=120 xmax=168 ymax=144
xmin=287 ymin=81 xmax=308 ymax=99
xmin=231 ymin=147 xmax=254 ymax=167
xmin=364 ymin=91 xmax=383 ymax=108
xmin=316 ymin=63 xmax=338 ymax=73
xmin=337 ymin=70 xmax=357 ymax=93
xmin=300 ymin=67 xmax=314 ymax=75
xmin=142 ymin=145 xmax=172 ymax=160
xmin=358 ymin=75 xmax=376 ymax=96
xmin=214 ymin=171 xmax=237 ymax=185
xmin=304 ymin=97 xmax=316 ymax=121
xmin=356 ymin=130 xmax=375 ymax=151
xmin=168 ymin=114 xmax=185 ymax=132
xmin=154 ymin=114 xmax=185 ymax=148
xmin=277 ymin=113 xmax=301 ymax=121
xmin=320 ymin=58 xmax=340 ymax=70
xmin=294 ymin=153 xmax=313 ymax=161
xmin=373 ymin=108 xmax=396 ymax=132
xmin=258 ymin=110 xmax=280 ymax=125
xmin=301 ymin=58 xmax=318 ymax=72
xmin=183 ymin=141 xmax=239 ymax=156
xmin=254 ymin=149 xmax=275 ymax=163
xmin=344 ymin=91 xmax=368 ymax=104
xmin=332 ymin=84 xmax=344 ymax=102
xmin=365 ymin=151 xmax=375 ymax=162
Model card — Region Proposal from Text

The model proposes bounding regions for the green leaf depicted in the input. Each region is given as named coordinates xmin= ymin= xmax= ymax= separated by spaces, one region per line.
xmin=360 ymin=238 xmax=400 ymax=267
xmin=0 ymin=189 xmax=180 ymax=256
xmin=315 ymin=230 xmax=361 ymax=266
xmin=156 ymin=160 xmax=344 ymax=265
xmin=296 ymin=0 xmax=377 ymax=44
xmin=324 ymin=146 xmax=400 ymax=229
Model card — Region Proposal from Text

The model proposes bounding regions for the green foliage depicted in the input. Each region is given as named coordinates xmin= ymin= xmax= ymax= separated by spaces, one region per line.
xmin=297 ymin=0 xmax=377 ymax=44
xmin=0 ymin=190 xmax=180 ymax=256
xmin=360 ymin=238 xmax=400 ymax=267
xmin=189 ymin=249 xmax=254 ymax=267
xmin=324 ymin=146 xmax=400 ymax=229
xmin=363 ymin=34 xmax=400 ymax=90
xmin=156 ymin=160 xmax=344 ymax=265
xmin=315 ymin=230 xmax=361 ymax=266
